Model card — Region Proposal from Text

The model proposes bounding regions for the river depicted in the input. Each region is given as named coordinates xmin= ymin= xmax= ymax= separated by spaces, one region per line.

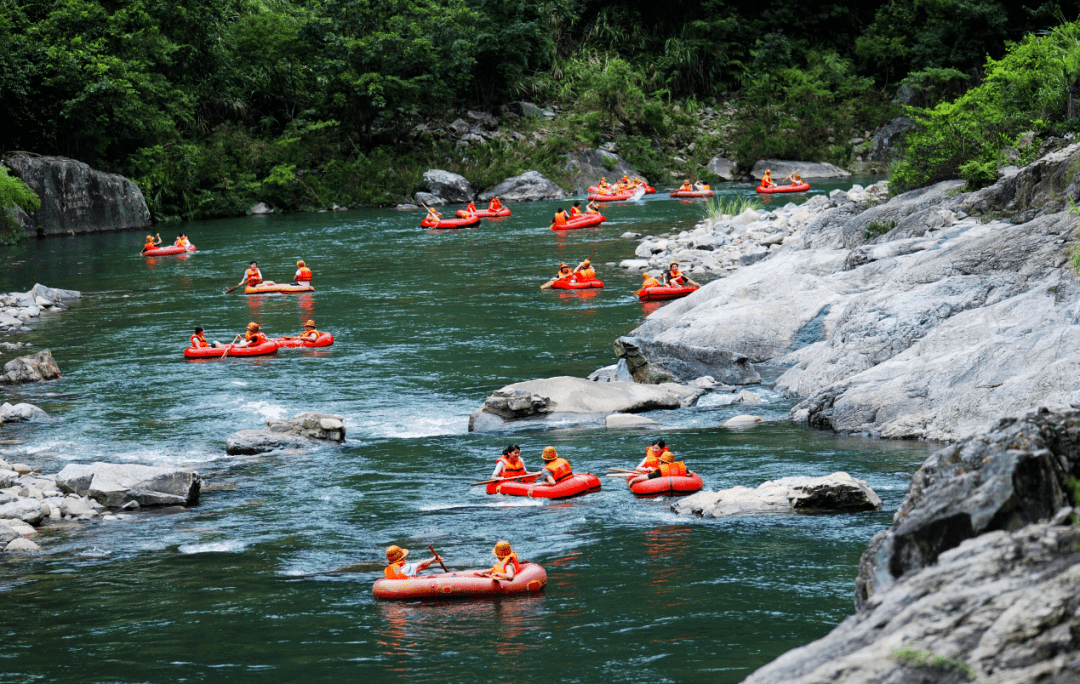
xmin=0 ymin=180 xmax=931 ymax=683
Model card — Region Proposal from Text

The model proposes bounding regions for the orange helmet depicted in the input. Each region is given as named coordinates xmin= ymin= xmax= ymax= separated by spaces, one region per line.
xmin=304 ymin=320 xmax=316 ymax=328
xmin=386 ymin=545 xmax=408 ymax=563
xmin=247 ymin=322 xmax=259 ymax=330
xmin=493 ymin=540 xmax=512 ymax=558
xmin=542 ymin=446 xmax=558 ymax=461
xmin=582 ymin=259 xmax=590 ymax=266
xmin=297 ymin=260 xmax=306 ymax=267
xmin=660 ymin=451 xmax=675 ymax=464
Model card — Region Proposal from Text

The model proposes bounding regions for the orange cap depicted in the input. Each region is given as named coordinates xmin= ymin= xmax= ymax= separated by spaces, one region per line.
xmin=304 ymin=320 xmax=316 ymax=328
xmin=247 ymin=322 xmax=259 ymax=330
xmin=493 ymin=540 xmax=512 ymax=558
xmin=386 ymin=545 xmax=408 ymax=563
xmin=660 ymin=451 xmax=675 ymax=463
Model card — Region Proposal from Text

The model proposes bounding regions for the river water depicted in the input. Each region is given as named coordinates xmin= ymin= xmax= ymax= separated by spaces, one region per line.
xmin=0 ymin=180 xmax=931 ymax=683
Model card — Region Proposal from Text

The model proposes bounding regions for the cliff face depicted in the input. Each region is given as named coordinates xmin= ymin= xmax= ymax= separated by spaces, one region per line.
xmin=3 ymin=153 xmax=151 ymax=235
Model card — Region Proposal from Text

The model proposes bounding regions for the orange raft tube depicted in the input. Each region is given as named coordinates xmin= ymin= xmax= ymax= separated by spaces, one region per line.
xmin=588 ymin=185 xmax=655 ymax=194
xmin=270 ymin=333 xmax=334 ymax=348
xmin=627 ymin=472 xmax=704 ymax=497
xmin=486 ymin=473 xmax=601 ymax=499
xmin=244 ymin=283 xmax=315 ymax=294
xmin=373 ymin=562 xmax=547 ymax=600
xmin=551 ymin=214 xmax=606 ymax=231
xmin=669 ymin=189 xmax=715 ymax=198
xmin=421 ymin=215 xmax=481 ymax=229
xmin=183 ymin=340 xmax=280 ymax=358
xmin=588 ymin=191 xmax=634 ymax=202
xmin=757 ymin=182 xmax=810 ymax=194
xmin=143 ymin=244 xmax=196 ymax=256
xmin=551 ymin=277 xmax=603 ymax=290
xmin=637 ymin=285 xmax=698 ymax=302
xmin=455 ymin=207 xmax=511 ymax=218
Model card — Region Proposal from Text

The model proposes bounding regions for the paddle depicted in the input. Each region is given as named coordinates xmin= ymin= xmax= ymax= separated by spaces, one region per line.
xmin=541 ymin=249 xmax=597 ymax=290
xmin=220 ymin=335 xmax=242 ymax=359
xmin=470 ymin=471 xmax=542 ymax=486
xmin=224 ymin=283 xmax=242 ymax=294
xmin=607 ymin=467 xmax=643 ymax=474
xmin=429 ymin=545 xmax=449 ymax=573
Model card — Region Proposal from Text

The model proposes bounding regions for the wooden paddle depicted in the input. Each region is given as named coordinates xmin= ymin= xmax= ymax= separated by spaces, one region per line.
xmin=220 ymin=335 xmax=242 ymax=359
xmin=470 ymin=471 xmax=542 ymax=486
xmin=429 ymin=545 xmax=448 ymax=573
xmin=224 ymin=283 xmax=242 ymax=294
xmin=607 ymin=467 xmax=643 ymax=474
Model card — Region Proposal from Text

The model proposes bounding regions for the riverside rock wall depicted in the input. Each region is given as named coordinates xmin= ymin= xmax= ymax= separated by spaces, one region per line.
xmin=3 ymin=152 xmax=151 ymax=235
xmin=623 ymin=141 xmax=1080 ymax=442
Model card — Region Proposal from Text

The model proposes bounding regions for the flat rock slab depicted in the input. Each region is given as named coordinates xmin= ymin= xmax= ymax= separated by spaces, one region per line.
xmin=750 ymin=159 xmax=851 ymax=179
xmin=54 ymin=462 xmax=200 ymax=508
xmin=226 ymin=412 xmax=346 ymax=454
xmin=672 ymin=472 xmax=882 ymax=518
xmin=469 ymin=376 xmax=701 ymax=432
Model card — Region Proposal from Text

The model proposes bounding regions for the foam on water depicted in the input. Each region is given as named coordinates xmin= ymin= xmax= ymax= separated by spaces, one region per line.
xmin=178 ymin=540 xmax=249 ymax=554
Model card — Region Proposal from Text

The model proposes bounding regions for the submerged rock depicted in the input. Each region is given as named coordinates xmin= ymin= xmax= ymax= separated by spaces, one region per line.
xmin=0 ymin=350 xmax=62 ymax=384
xmin=226 ymin=412 xmax=346 ymax=455
xmin=672 ymin=472 xmax=882 ymax=518
xmin=605 ymin=413 xmax=659 ymax=429
xmin=722 ymin=415 xmax=763 ymax=428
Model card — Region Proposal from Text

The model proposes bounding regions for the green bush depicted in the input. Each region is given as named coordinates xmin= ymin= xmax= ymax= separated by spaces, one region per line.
xmin=0 ymin=164 xmax=41 ymax=244
xmin=863 ymin=219 xmax=897 ymax=240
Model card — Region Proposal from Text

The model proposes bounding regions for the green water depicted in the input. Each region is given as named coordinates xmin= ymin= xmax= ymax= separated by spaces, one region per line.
xmin=0 ymin=181 xmax=931 ymax=683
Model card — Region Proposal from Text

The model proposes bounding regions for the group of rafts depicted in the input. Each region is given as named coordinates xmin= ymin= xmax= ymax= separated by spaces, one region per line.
xmin=140 ymin=233 xmax=336 ymax=358
xmin=373 ymin=440 xmax=699 ymax=600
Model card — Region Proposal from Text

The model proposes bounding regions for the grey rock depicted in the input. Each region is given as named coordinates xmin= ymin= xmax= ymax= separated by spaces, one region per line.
xmin=4 ymin=537 xmax=41 ymax=552
xmin=226 ymin=412 xmax=346 ymax=455
xmin=563 ymin=149 xmax=646 ymax=194
xmin=673 ymin=472 xmax=882 ymax=518
xmin=867 ymin=116 xmax=918 ymax=162
xmin=0 ymin=349 xmax=62 ymax=384
xmin=446 ymin=118 xmax=471 ymax=136
xmin=479 ymin=171 xmax=568 ymax=202
xmin=722 ymin=415 xmax=763 ymax=428
xmin=0 ymin=525 xmax=16 ymax=545
xmin=613 ymin=336 xmax=760 ymax=386
xmin=54 ymin=462 xmax=201 ymax=508
xmin=706 ymin=156 xmax=736 ymax=181
xmin=423 ymin=169 xmax=474 ymax=202
xmin=249 ymin=202 xmax=273 ymax=215
xmin=750 ymin=160 xmax=851 ymax=180
xmin=0 ymin=402 xmax=51 ymax=422
xmin=466 ymin=110 xmax=499 ymax=130
xmin=732 ymin=390 xmax=763 ymax=405
xmin=0 ymin=470 xmax=18 ymax=488
xmin=395 ymin=203 xmax=419 ymax=211
xmin=30 ymin=283 xmax=80 ymax=303
xmin=413 ymin=192 xmax=446 ymax=206
xmin=0 ymin=498 xmax=43 ymax=525
xmin=516 ymin=102 xmax=545 ymax=118
xmin=605 ymin=413 xmax=659 ymax=429
xmin=2 ymin=153 xmax=151 ymax=235
xmin=738 ymin=245 xmax=769 ymax=266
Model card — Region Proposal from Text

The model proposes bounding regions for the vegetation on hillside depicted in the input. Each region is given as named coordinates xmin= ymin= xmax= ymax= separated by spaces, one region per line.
xmin=1 ymin=0 xmax=1077 ymax=222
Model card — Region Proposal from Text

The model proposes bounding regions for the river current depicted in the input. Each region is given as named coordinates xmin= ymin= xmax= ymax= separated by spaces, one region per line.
xmin=0 ymin=180 xmax=931 ymax=683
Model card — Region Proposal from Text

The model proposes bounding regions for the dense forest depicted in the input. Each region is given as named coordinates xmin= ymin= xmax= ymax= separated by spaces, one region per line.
xmin=1 ymin=0 xmax=1079 ymax=226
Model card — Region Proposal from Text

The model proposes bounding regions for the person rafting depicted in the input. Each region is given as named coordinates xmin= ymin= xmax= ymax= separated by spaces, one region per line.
xmin=628 ymin=449 xmax=687 ymax=485
xmin=486 ymin=540 xmax=522 ymax=581
xmin=678 ymin=180 xmax=692 ymax=192
xmin=491 ymin=444 xmax=527 ymax=479
xmin=572 ymin=258 xmax=596 ymax=283
xmin=174 ymin=233 xmax=191 ymax=248
xmin=634 ymin=271 xmax=662 ymax=297
xmin=598 ymin=177 xmax=611 ymax=191
xmin=384 ymin=545 xmax=442 ymax=579
xmin=298 ymin=319 xmax=320 ymax=342
xmin=585 ymin=200 xmax=601 ymax=215
xmin=761 ymin=170 xmax=775 ymax=188
xmin=425 ymin=206 xmax=442 ymax=222
xmin=141 ymin=234 xmax=162 ymax=252
xmin=552 ymin=208 xmax=569 ymax=227
xmin=635 ymin=439 xmax=671 ymax=471
xmin=488 ymin=197 xmax=502 ymax=212
xmin=292 ymin=260 xmax=312 ymax=285
xmin=464 ymin=201 xmax=477 ymax=215
xmin=786 ymin=172 xmax=803 ymax=186
xmin=235 ymin=261 xmax=269 ymax=290
xmin=240 ymin=322 xmax=269 ymax=347
xmin=536 ymin=446 xmax=573 ymax=486
xmin=189 ymin=326 xmax=224 ymax=349
xmin=541 ymin=262 xmax=574 ymax=289
xmin=664 ymin=262 xmax=700 ymax=288
xmin=570 ymin=201 xmax=583 ymax=218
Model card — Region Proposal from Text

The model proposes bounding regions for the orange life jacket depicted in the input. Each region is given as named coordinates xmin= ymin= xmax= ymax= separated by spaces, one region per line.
xmin=489 ymin=198 xmax=501 ymax=211
xmin=640 ymin=277 xmax=660 ymax=291
xmin=246 ymin=331 xmax=268 ymax=345
xmin=570 ymin=206 xmax=582 ymax=217
xmin=246 ymin=268 xmax=262 ymax=286
xmin=466 ymin=202 xmax=477 ymax=213
xmin=762 ymin=174 xmax=773 ymax=187
xmin=498 ymin=455 xmax=525 ymax=478
xmin=668 ymin=269 xmax=685 ymax=285
xmin=143 ymin=240 xmax=156 ymax=250
xmin=302 ymin=328 xmax=320 ymax=339
xmin=295 ymin=267 xmax=312 ymax=283
xmin=585 ymin=206 xmax=599 ymax=214
xmin=492 ymin=551 xmax=521 ymax=575
xmin=557 ymin=268 xmax=573 ymax=279
xmin=574 ymin=267 xmax=596 ymax=282
xmin=176 ymin=238 xmax=189 ymax=247
xmin=659 ymin=461 xmax=687 ymax=477
xmin=680 ymin=183 xmax=691 ymax=190
xmin=190 ymin=333 xmax=208 ymax=348
xmin=385 ymin=562 xmax=410 ymax=580
xmin=553 ymin=211 xmax=568 ymax=225
xmin=544 ymin=457 xmax=572 ymax=482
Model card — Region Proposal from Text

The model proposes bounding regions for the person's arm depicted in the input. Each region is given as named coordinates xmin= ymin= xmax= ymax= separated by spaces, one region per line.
xmin=537 ymin=468 xmax=555 ymax=485
xmin=414 ymin=554 xmax=441 ymax=573
xmin=490 ymin=562 xmax=516 ymax=581
xmin=491 ymin=461 xmax=505 ymax=479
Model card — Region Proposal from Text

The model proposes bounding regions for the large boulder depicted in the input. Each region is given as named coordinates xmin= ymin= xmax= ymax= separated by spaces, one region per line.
xmin=225 ymin=412 xmax=346 ymax=455
xmin=0 ymin=350 xmax=61 ymax=384
xmin=469 ymin=376 xmax=702 ymax=431
xmin=672 ymin=473 xmax=882 ymax=518
xmin=750 ymin=159 xmax=851 ymax=180
xmin=3 ymin=153 xmax=151 ymax=235
xmin=29 ymin=283 xmax=80 ymax=304
xmin=54 ymin=462 xmax=201 ymax=508
xmin=0 ymin=498 xmax=45 ymax=525
xmin=706 ymin=156 xmax=736 ymax=181
xmin=613 ymin=336 xmax=760 ymax=385
xmin=0 ymin=402 xmax=51 ymax=423
xmin=563 ymin=149 xmax=647 ymax=193
xmin=479 ymin=171 xmax=568 ymax=202
xmin=423 ymin=169 xmax=474 ymax=203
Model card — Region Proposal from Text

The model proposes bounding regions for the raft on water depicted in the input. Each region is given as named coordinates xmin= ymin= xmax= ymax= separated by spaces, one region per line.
xmin=421 ymin=215 xmax=481 ymax=229
xmin=183 ymin=341 xmax=279 ymax=358
xmin=143 ymin=244 xmax=196 ymax=256
xmin=587 ymin=191 xmax=634 ymax=202
xmin=637 ymin=285 xmax=698 ymax=302
xmin=244 ymin=283 xmax=315 ymax=295
xmin=550 ymin=277 xmax=604 ymax=290
xmin=372 ymin=562 xmax=547 ymax=600
xmin=757 ymin=182 xmax=810 ymax=194
xmin=486 ymin=473 xmax=601 ymax=499
xmin=588 ymin=185 xmax=654 ymax=195
xmin=628 ymin=472 xmax=704 ymax=497
xmin=551 ymin=214 xmax=605 ymax=231
xmin=271 ymin=333 xmax=334 ymax=348
xmin=454 ymin=207 xmax=511 ymax=218
xmin=669 ymin=189 xmax=715 ymax=198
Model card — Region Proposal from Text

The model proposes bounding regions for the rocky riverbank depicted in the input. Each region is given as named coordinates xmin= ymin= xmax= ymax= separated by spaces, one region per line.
xmin=0 ymin=284 xmax=80 ymax=338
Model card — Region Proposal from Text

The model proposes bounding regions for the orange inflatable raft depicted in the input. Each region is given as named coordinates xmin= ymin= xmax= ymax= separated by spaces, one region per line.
xmin=627 ymin=472 xmax=704 ymax=497
xmin=455 ymin=207 xmax=511 ymax=218
xmin=244 ymin=283 xmax=315 ymax=294
xmin=669 ymin=189 xmax=715 ymax=198
xmin=550 ymin=277 xmax=603 ymax=290
xmin=588 ymin=191 xmax=634 ymax=202
xmin=271 ymin=333 xmax=334 ymax=348
xmin=143 ymin=244 xmax=196 ymax=256
xmin=486 ymin=473 xmax=601 ymax=498
xmin=372 ymin=562 xmax=547 ymax=600
xmin=183 ymin=340 xmax=280 ymax=358
xmin=551 ymin=214 xmax=606 ymax=231
xmin=757 ymin=182 xmax=810 ymax=194
xmin=421 ymin=215 xmax=481 ymax=229
xmin=637 ymin=285 xmax=698 ymax=302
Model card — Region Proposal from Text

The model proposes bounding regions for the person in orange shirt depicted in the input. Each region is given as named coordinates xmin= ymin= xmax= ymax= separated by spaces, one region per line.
xmin=541 ymin=262 xmax=574 ymax=289
xmin=464 ymin=201 xmax=477 ymax=215
xmin=635 ymin=439 xmax=670 ymax=471
xmin=761 ymin=170 xmax=775 ymax=188
xmin=634 ymin=271 xmax=661 ymax=296
xmin=536 ymin=446 xmax=573 ymax=486
xmin=486 ymin=540 xmax=522 ymax=580
xmin=292 ymin=260 xmax=312 ymax=285
xmin=383 ymin=545 xmax=442 ymax=579
xmin=585 ymin=200 xmax=601 ymax=214
xmin=572 ymin=258 xmax=595 ymax=282
xmin=425 ymin=206 xmax=442 ymax=222
xmin=570 ymin=201 xmax=583 ymax=218
xmin=551 ymin=208 xmax=569 ymax=227
xmin=173 ymin=233 xmax=191 ymax=248
xmin=240 ymin=322 xmax=269 ymax=347
xmin=628 ymin=449 xmax=688 ymax=485
xmin=786 ymin=172 xmax=803 ymax=186
xmin=141 ymin=233 xmax=162 ymax=252
xmin=488 ymin=197 xmax=502 ymax=212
